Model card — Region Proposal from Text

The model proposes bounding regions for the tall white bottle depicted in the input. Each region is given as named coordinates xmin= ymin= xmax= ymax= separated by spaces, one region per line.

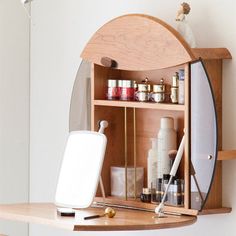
xmin=147 ymin=138 xmax=158 ymax=188
xmin=157 ymin=117 xmax=177 ymax=178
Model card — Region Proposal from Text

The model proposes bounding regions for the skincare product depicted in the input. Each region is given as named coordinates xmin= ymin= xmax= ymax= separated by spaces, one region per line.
xmin=140 ymin=188 xmax=152 ymax=203
xmin=155 ymin=178 xmax=163 ymax=203
xmin=120 ymin=80 xmax=135 ymax=101
xmin=178 ymin=69 xmax=185 ymax=104
xmin=170 ymin=73 xmax=179 ymax=104
xmin=147 ymin=138 xmax=158 ymax=188
xmin=162 ymin=174 xmax=170 ymax=202
xmin=157 ymin=117 xmax=177 ymax=178
xmin=135 ymin=84 xmax=149 ymax=102
xmin=151 ymin=78 xmax=165 ymax=103
xmin=107 ymin=79 xmax=119 ymax=100
xmin=173 ymin=179 xmax=183 ymax=206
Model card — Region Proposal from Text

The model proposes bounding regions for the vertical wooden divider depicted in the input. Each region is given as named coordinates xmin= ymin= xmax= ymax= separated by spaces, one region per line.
xmin=124 ymin=107 xmax=128 ymax=200
xmin=133 ymin=108 xmax=137 ymax=199
xmin=184 ymin=63 xmax=190 ymax=209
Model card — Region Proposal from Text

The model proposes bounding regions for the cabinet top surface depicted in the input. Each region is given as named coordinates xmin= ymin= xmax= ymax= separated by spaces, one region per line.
xmin=81 ymin=14 xmax=194 ymax=71
xmin=0 ymin=203 xmax=196 ymax=231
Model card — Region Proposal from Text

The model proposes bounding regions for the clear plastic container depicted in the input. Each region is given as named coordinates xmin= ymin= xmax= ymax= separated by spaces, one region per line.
xmin=111 ymin=166 xmax=144 ymax=198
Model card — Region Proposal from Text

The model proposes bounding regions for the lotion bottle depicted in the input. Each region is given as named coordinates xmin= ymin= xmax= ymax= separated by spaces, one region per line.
xmin=147 ymin=138 xmax=158 ymax=188
xmin=157 ymin=117 xmax=177 ymax=178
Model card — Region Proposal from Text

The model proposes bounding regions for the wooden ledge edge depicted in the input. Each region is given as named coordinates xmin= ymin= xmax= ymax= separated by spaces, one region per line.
xmin=218 ymin=150 xmax=236 ymax=160
xmin=199 ymin=207 xmax=232 ymax=215
xmin=191 ymin=48 xmax=232 ymax=60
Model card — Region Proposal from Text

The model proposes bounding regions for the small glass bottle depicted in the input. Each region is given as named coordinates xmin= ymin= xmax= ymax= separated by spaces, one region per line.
xmin=170 ymin=73 xmax=179 ymax=104
xmin=155 ymin=178 xmax=163 ymax=203
xmin=140 ymin=188 xmax=152 ymax=203
xmin=135 ymin=84 xmax=149 ymax=102
xmin=172 ymin=179 xmax=183 ymax=206
xmin=178 ymin=69 xmax=185 ymax=104
xmin=162 ymin=174 xmax=170 ymax=202
xmin=151 ymin=78 xmax=165 ymax=103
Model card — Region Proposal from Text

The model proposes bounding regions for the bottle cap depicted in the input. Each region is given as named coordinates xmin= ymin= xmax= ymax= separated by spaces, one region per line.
xmin=108 ymin=80 xmax=118 ymax=87
xmin=122 ymin=80 xmax=134 ymax=88
xmin=160 ymin=117 xmax=174 ymax=129
xmin=142 ymin=188 xmax=151 ymax=194
xmin=163 ymin=174 xmax=170 ymax=180
xmin=138 ymin=84 xmax=149 ymax=92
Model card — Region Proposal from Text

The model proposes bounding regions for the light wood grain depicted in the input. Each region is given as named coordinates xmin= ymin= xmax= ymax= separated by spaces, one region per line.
xmin=95 ymin=197 xmax=198 ymax=216
xmin=81 ymin=14 xmax=194 ymax=71
xmin=218 ymin=150 xmax=236 ymax=160
xmin=191 ymin=48 xmax=232 ymax=60
xmin=199 ymin=207 xmax=232 ymax=215
xmin=93 ymin=100 xmax=185 ymax=111
xmin=0 ymin=203 xmax=196 ymax=231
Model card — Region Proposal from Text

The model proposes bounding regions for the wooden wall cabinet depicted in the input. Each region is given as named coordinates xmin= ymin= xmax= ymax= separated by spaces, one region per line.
xmin=70 ymin=14 xmax=232 ymax=216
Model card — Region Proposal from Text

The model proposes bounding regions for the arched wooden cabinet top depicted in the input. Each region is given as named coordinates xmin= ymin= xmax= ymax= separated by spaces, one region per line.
xmin=81 ymin=14 xmax=195 ymax=71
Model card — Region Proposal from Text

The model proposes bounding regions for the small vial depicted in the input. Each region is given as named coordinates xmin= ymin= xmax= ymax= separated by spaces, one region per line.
xmin=162 ymin=174 xmax=170 ymax=202
xmin=178 ymin=69 xmax=185 ymax=104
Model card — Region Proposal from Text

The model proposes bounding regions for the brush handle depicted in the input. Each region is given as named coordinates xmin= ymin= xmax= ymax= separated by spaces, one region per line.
xmin=84 ymin=213 xmax=105 ymax=220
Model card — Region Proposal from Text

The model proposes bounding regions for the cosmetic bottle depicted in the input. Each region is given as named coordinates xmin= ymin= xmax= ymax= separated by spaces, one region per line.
xmin=172 ymin=179 xmax=183 ymax=206
xmin=147 ymin=138 xmax=158 ymax=188
xmin=178 ymin=69 xmax=185 ymax=104
xmin=140 ymin=188 xmax=152 ymax=203
xmin=157 ymin=117 xmax=177 ymax=178
xmin=170 ymin=73 xmax=179 ymax=104
xmin=155 ymin=178 xmax=163 ymax=203
xmin=162 ymin=174 xmax=170 ymax=202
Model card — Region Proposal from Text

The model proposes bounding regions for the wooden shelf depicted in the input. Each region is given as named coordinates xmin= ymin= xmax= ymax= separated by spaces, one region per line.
xmin=199 ymin=207 xmax=232 ymax=215
xmin=93 ymin=100 xmax=185 ymax=111
xmin=191 ymin=48 xmax=232 ymax=60
xmin=0 ymin=203 xmax=196 ymax=231
xmin=218 ymin=150 xmax=236 ymax=161
xmin=95 ymin=197 xmax=198 ymax=216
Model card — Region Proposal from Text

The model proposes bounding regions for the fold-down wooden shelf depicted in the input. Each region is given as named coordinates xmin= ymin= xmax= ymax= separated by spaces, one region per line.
xmin=0 ymin=203 xmax=196 ymax=231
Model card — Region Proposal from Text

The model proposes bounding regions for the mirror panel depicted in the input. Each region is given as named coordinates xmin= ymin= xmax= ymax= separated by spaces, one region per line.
xmin=190 ymin=60 xmax=218 ymax=210
xmin=55 ymin=131 xmax=107 ymax=208
xmin=69 ymin=60 xmax=91 ymax=131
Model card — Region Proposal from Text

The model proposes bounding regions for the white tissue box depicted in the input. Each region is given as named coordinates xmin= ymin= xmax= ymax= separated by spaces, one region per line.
xmin=111 ymin=166 xmax=144 ymax=198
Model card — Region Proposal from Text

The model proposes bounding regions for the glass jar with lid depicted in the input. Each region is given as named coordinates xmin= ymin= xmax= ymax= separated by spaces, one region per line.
xmin=151 ymin=78 xmax=165 ymax=103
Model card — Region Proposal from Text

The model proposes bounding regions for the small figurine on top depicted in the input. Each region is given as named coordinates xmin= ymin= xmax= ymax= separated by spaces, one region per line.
xmin=176 ymin=2 xmax=196 ymax=48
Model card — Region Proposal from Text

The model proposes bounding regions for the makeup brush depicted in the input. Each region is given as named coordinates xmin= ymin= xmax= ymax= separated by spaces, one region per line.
xmin=84 ymin=207 xmax=116 ymax=220
xmin=168 ymin=150 xmax=177 ymax=169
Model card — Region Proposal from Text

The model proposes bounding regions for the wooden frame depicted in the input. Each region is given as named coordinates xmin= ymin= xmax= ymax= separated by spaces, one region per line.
xmin=77 ymin=14 xmax=233 ymax=216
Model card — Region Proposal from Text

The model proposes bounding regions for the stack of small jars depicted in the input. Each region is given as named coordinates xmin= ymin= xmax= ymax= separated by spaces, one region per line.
xmin=106 ymin=78 xmax=166 ymax=103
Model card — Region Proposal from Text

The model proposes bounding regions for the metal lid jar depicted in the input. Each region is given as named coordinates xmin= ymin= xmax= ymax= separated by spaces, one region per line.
xmin=135 ymin=83 xmax=150 ymax=102
xmin=151 ymin=78 xmax=165 ymax=103
xmin=107 ymin=79 xmax=119 ymax=100
xmin=120 ymin=80 xmax=135 ymax=101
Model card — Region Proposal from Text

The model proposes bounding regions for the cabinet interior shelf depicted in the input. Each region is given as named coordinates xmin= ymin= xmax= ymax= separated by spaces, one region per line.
xmin=93 ymin=100 xmax=185 ymax=111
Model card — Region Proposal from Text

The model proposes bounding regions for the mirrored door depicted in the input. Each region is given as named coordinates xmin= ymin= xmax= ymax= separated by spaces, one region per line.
xmin=190 ymin=60 xmax=218 ymax=211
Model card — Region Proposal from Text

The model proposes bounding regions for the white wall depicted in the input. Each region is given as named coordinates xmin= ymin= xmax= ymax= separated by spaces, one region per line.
xmin=0 ymin=0 xmax=29 ymax=235
xmin=30 ymin=0 xmax=236 ymax=236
